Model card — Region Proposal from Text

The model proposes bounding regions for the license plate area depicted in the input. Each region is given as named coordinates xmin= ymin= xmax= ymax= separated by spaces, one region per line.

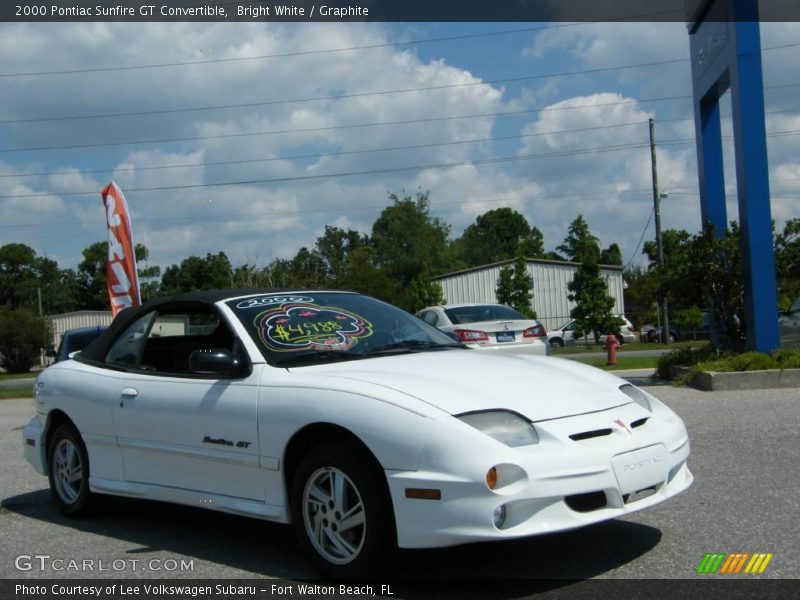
xmin=612 ymin=444 xmax=668 ymax=493
xmin=495 ymin=331 xmax=515 ymax=343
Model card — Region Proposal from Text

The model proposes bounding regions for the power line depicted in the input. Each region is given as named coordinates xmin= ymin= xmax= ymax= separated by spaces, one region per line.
xmin=0 ymin=119 xmax=653 ymax=178
xmin=1 ymin=81 xmax=796 ymax=155
xmin=0 ymin=95 xmax=690 ymax=154
xmin=3 ymin=187 xmax=663 ymax=240
xmin=0 ymin=58 xmax=691 ymax=126
xmin=3 ymin=128 xmax=800 ymax=202
xmin=624 ymin=206 xmax=656 ymax=269
xmin=0 ymin=12 xmax=685 ymax=79
xmin=1 ymin=106 xmax=797 ymax=180
xmin=2 ymin=41 xmax=798 ymax=126
xmin=0 ymin=141 xmax=655 ymax=201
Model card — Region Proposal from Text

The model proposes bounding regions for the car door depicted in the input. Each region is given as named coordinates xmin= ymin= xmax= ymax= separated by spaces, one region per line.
xmin=107 ymin=303 xmax=264 ymax=501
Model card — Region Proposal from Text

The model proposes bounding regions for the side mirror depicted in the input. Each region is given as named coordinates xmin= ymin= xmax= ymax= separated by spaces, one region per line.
xmin=443 ymin=331 xmax=461 ymax=343
xmin=45 ymin=348 xmax=57 ymax=358
xmin=189 ymin=348 xmax=240 ymax=375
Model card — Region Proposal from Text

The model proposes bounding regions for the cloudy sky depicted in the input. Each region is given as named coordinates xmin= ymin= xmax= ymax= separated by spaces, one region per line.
xmin=0 ymin=21 xmax=798 ymax=272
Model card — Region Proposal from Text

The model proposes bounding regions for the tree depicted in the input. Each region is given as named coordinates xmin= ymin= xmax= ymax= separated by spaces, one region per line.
xmin=496 ymin=255 xmax=535 ymax=317
xmin=622 ymin=265 xmax=658 ymax=327
xmin=160 ymin=252 xmax=233 ymax=295
xmin=0 ymin=243 xmax=83 ymax=314
xmin=775 ymin=218 xmax=800 ymax=308
xmin=0 ymin=307 xmax=49 ymax=373
xmin=407 ymin=272 xmax=445 ymax=313
xmin=289 ymin=247 xmax=327 ymax=288
xmin=642 ymin=225 xmax=746 ymax=350
xmin=135 ymin=243 xmax=161 ymax=301
xmin=453 ymin=208 xmax=545 ymax=267
xmin=567 ymin=239 xmax=622 ymax=343
xmin=314 ymin=226 xmax=369 ymax=285
xmin=77 ymin=241 xmax=111 ymax=309
xmin=0 ymin=243 xmax=40 ymax=309
xmin=672 ymin=305 xmax=705 ymax=340
xmin=557 ymin=215 xmax=599 ymax=262
xmin=371 ymin=191 xmax=451 ymax=309
xmin=599 ymin=243 xmax=623 ymax=266
xmin=335 ymin=246 xmax=396 ymax=300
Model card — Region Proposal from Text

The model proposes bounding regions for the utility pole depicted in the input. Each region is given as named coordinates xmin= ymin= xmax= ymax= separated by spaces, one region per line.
xmin=649 ymin=118 xmax=670 ymax=344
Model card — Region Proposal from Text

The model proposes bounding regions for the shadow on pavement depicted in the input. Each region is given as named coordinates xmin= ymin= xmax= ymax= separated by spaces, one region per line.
xmin=3 ymin=487 xmax=662 ymax=593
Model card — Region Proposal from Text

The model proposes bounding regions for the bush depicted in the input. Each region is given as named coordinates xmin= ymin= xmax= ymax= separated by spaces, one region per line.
xmin=656 ymin=344 xmax=716 ymax=379
xmin=0 ymin=307 xmax=50 ymax=373
xmin=690 ymin=348 xmax=800 ymax=375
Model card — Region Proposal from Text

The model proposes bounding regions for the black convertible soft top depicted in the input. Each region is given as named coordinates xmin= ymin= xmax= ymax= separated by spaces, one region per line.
xmin=76 ymin=288 xmax=299 ymax=364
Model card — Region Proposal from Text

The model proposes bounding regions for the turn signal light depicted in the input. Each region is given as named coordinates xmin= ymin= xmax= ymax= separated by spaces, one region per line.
xmin=405 ymin=488 xmax=442 ymax=500
xmin=486 ymin=466 xmax=498 ymax=490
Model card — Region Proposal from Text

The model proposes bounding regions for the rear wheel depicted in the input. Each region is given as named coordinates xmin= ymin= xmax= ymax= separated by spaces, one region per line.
xmin=47 ymin=424 xmax=97 ymax=517
xmin=549 ymin=337 xmax=564 ymax=348
xmin=291 ymin=443 xmax=395 ymax=578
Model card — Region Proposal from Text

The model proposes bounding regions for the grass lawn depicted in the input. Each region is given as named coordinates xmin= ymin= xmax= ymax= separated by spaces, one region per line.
xmin=0 ymin=385 xmax=33 ymax=400
xmin=0 ymin=372 xmax=38 ymax=381
xmin=552 ymin=340 xmax=699 ymax=355
xmin=565 ymin=355 xmax=660 ymax=371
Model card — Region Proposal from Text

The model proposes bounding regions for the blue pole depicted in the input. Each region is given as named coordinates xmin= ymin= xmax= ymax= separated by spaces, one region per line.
xmin=728 ymin=18 xmax=780 ymax=352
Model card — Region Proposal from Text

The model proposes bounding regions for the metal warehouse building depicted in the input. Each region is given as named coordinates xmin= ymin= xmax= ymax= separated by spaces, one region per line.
xmin=45 ymin=310 xmax=113 ymax=351
xmin=432 ymin=258 xmax=625 ymax=331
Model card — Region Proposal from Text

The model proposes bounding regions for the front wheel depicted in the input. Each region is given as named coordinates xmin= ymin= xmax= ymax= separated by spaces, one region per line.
xmin=291 ymin=443 xmax=396 ymax=578
xmin=549 ymin=337 xmax=564 ymax=348
xmin=47 ymin=424 xmax=98 ymax=517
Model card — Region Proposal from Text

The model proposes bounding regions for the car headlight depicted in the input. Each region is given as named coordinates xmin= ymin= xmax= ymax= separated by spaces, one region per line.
xmin=457 ymin=410 xmax=539 ymax=447
xmin=620 ymin=384 xmax=652 ymax=412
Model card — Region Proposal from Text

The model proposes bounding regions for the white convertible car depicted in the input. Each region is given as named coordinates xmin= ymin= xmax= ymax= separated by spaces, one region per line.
xmin=22 ymin=290 xmax=692 ymax=577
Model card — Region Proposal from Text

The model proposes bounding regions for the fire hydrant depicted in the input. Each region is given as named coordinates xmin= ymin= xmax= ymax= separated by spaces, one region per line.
xmin=603 ymin=333 xmax=619 ymax=365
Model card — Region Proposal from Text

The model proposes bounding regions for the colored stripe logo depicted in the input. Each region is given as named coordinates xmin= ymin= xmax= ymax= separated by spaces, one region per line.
xmin=696 ymin=552 xmax=773 ymax=574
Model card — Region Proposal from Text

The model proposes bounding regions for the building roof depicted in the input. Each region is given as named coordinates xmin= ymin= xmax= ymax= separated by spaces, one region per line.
xmin=431 ymin=257 xmax=624 ymax=280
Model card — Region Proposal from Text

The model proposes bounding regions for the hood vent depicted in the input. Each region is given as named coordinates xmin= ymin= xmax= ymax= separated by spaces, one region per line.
xmin=569 ymin=428 xmax=612 ymax=442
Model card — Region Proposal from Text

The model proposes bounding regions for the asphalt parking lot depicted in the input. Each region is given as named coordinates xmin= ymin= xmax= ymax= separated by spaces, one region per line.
xmin=1 ymin=384 xmax=798 ymax=582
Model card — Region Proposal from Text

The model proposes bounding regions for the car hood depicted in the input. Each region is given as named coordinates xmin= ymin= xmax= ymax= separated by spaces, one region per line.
xmin=290 ymin=350 xmax=631 ymax=421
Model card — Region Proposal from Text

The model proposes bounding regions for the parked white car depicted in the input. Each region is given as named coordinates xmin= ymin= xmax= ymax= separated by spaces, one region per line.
xmin=416 ymin=303 xmax=550 ymax=356
xmin=22 ymin=290 xmax=691 ymax=577
xmin=548 ymin=316 xmax=636 ymax=348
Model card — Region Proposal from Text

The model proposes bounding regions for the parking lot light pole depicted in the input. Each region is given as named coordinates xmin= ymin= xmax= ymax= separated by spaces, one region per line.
xmin=650 ymin=118 xmax=670 ymax=344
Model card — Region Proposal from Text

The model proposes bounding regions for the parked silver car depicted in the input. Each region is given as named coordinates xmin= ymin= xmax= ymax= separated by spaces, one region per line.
xmin=547 ymin=316 xmax=636 ymax=348
xmin=417 ymin=303 xmax=550 ymax=356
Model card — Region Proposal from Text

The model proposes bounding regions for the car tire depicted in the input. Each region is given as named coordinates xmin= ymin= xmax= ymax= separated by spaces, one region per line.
xmin=291 ymin=443 xmax=396 ymax=578
xmin=550 ymin=338 xmax=564 ymax=348
xmin=47 ymin=424 xmax=98 ymax=517
xmin=669 ymin=333 xmax=678 ymax=343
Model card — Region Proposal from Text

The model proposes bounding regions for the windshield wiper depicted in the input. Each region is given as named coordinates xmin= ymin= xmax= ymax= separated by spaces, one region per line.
xmin=275 ymin=349 xmax=363 ymax=367
xmin=362 ymin=340 xmax=462 ymax=355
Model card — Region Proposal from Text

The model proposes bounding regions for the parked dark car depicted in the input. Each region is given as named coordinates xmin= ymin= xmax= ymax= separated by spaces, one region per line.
xmin=645 ymin=312 xmax=712 ymax=343
xmin=51 ymin=326 xmax=108 ymax=362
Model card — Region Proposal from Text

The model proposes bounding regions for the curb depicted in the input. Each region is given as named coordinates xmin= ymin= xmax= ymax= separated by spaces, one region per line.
xmin=689 ymin=368 xmax=800 ymax=391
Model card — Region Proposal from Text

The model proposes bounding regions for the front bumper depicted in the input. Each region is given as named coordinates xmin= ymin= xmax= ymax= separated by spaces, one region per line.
xmin=22 ymin=415 xmax=47 ymax=475
xmin=386 ymin=402 xmax=691 ymax=549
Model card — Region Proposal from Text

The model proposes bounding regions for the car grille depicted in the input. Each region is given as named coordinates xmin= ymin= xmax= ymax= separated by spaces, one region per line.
xmin=565 ymin=491 xmax=608 ymax=512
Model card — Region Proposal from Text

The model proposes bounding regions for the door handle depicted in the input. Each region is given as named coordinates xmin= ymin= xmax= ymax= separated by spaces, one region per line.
xmin=120 ymin=387 xmax=139 ymax=398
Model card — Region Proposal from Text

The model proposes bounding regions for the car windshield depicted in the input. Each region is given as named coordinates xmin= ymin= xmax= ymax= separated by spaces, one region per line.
xmin=444 ymin=305 xmax=526 ymax=325
xmin=227 ymin=292 xmax=462 ymax=367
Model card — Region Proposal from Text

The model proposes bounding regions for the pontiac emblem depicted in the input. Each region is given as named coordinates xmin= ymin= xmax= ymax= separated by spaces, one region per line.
xmin=613 ymin=419 xmax=631 ymax=435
